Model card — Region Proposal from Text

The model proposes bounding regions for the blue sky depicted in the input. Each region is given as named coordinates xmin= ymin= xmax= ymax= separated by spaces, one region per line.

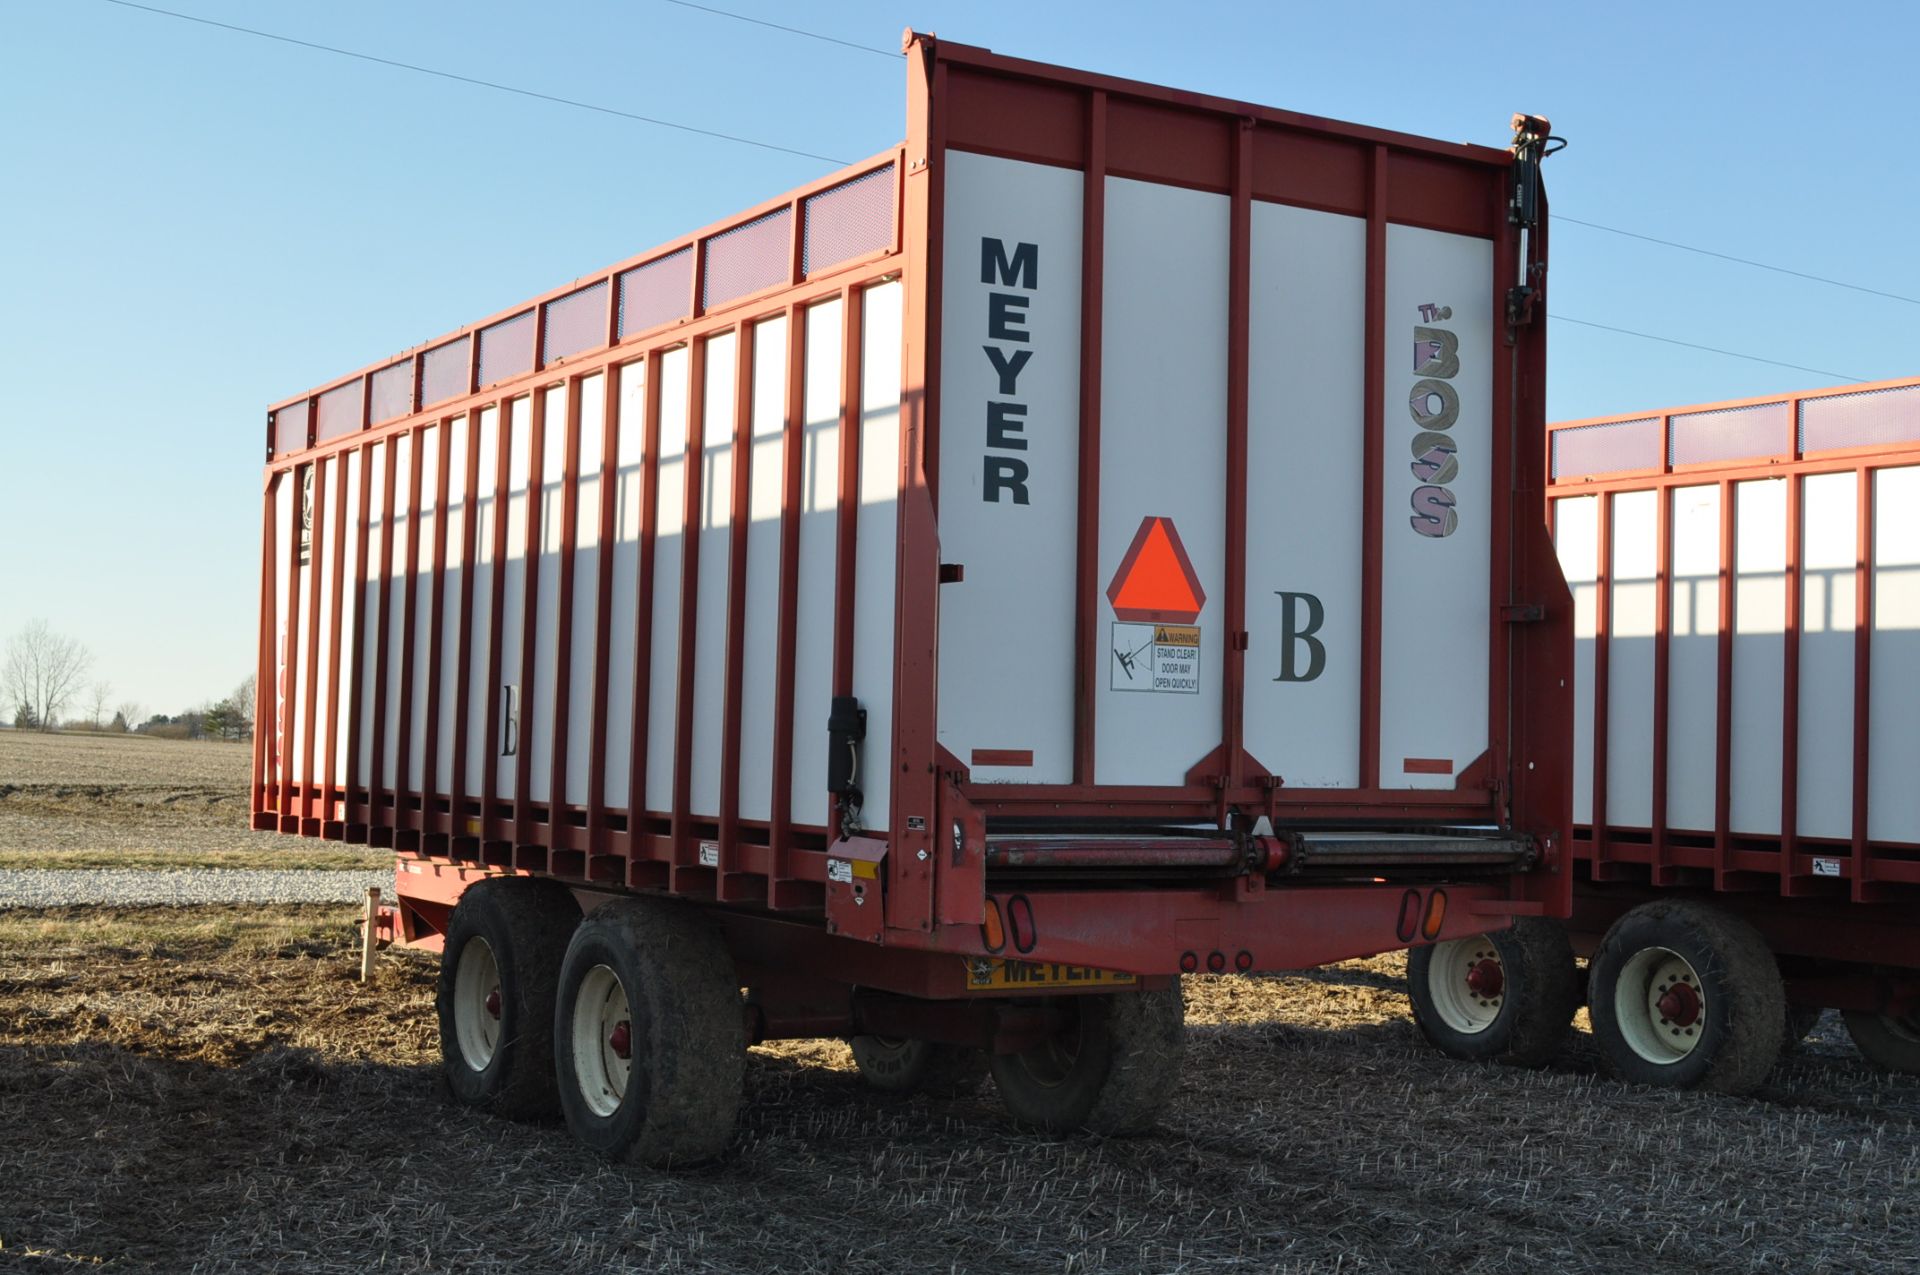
xmin=3 ymin=0 xmax=1916 ymax=714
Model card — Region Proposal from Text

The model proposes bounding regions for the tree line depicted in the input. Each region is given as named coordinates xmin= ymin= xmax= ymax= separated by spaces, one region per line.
xmin=2 ymin=619 xmax=255 ymax=741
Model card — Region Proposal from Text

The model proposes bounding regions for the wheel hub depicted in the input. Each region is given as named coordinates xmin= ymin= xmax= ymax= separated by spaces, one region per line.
xmin=1465 ymin=958 xmax=1505 ymax=1000
xmin=609 ymin=1021 xmax=633 ymax=1060
xmin=484 ymin=988 xmax=502 ymax=1019
xmin=1656 ymin=981 xmax=1702 ymax=1028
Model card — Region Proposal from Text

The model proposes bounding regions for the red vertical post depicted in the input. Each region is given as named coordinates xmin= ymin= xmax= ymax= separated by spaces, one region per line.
xmin=888 ymin=45 xmax=944 ymax=930
xmin=625 ymin=355 xmax=665 ymax=883
xmin=718 ymin=322 xmax=758 ymax=901
xmin=277 ymin=465 xmax=305 ymax=832
xmin=669 ymin=338 xmax=711 ymax=890
xmin=449 ymin=406 xmax=483 ymax=841
xmin=1073 ymin=89 xmax=1107 ymax=787
xmin=585 ymin=364 xmax=625 ymax=860
xmin=513 ymin=390 xmax=548 ymax=858
xmin=768 ymin=306 xmax=807 ymax=906
xmin=321 ymin=453 xmax=350 ymax=832
xmin=392 ymin=427 xmax=425 ymax=841
xmin=343 ymin=444 xmax=373 ymax=831
xmin=1780 ymin=470 xmax=1803 ymax=893
xmin=1650 ymin=482 xmax=1674 ymax=884
xmin=300 ymin=461 xmax=329 ymax=827
xmin=1852 ymin=464 xmax=1874 ymax=903
xmin=1484 ymin=178 xmax=1517 ymax=820
xmin=1590 ymin=492 xmax=1614 ymax=876
xmin=481 ymin=397 xmax=516 ymax=842
xmin=421 ymin=417 xmax=454 ymax=836
xmin=1221 ymin=117 xmax=1252 ymax=793
xmin=367 ymin=441 xmax=398 ymax=839
xmin=548 ymin=375 xmax=586 ymax=848
xmin=1713 ymin=478 xmax=1736 ymax=887
xmin=1359 ymin=146 xmax=1387 ymax=791
xmin=831 ymin=291 xmax=865 ymax=702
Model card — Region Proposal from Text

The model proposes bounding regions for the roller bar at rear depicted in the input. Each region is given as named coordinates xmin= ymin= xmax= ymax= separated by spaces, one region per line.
xmin=253 ymin=33 xmax=1570 ymax=985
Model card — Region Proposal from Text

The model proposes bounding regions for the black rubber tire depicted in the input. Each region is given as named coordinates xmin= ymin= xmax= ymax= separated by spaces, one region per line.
xmin=988 ymin=987 xmax=1184 ymax=1135
xmin=1842 ymin=1009 xmax=1920 ymax=1074
xmin=1406 ymin=919 xmax=1580 ymax=1068
xmin=435 ymin=877 xmax=581 ymax=1118
xmin=850 ymin=1036 xmax=987 ymax=1097
xmin=553 ymin=898 xmax=747 ymax=1167
xmin=1587 ymin=901 xmax=1785 ymax=1095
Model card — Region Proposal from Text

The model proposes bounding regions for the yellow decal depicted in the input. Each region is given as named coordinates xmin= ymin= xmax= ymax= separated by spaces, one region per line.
xmin=962 ymin=958 xmax=1138 ymax=992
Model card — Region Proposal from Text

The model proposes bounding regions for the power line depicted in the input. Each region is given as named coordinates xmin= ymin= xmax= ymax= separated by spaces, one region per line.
xmin=1552 ymin=315 xmax=1866 ymax=383
xmin=659 ymin=0 xmax=902 ymax=59
xmin=1554 ymin=215 xmax=1920 ymax=309
xmin=94 ymin=0 xmax=853 ymax=166
xmin=77 ymin=1 xmax=1893 ymax=388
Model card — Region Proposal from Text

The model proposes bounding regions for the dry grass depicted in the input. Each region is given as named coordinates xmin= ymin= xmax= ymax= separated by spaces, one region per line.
xmin=2 ymin=907 xmax=1917 ymax=1273
xmin=0 ymin=731 xmax=384 ymax=868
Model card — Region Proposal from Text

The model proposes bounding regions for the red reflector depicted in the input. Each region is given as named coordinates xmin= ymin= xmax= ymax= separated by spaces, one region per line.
xmin=1396 ymin=889 xmax=1422 ymax=943
xmin=1006 ymin=894 xmax=1037 ymax=954
xmin=1234 ymin=950 xmax=1253 ymax=972
xmin=1206 ymin=951 xmax=1226 ymax=973
xmin=1179 ymin=951 xmax=1199 ymax=973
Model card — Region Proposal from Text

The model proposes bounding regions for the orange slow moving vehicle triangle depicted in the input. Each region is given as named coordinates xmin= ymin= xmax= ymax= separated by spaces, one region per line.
xmin=1106 ymin=516 xmax=1206 ymax=624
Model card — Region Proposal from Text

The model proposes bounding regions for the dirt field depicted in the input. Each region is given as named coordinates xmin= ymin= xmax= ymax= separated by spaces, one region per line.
xmin=1 ymin=907 xmax=1916 ymax=1274
xmin=2 ymin=731 xmax=1918 ymax=1272
xmin=0 ymin=731 xmax=385 ymax=868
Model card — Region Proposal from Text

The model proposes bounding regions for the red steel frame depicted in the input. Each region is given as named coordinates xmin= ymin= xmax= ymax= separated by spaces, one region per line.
xmin=1548 ymin=375 xmax=1920 ymax=970
xmin=254 ymin=36 xmax=1568 ymax=992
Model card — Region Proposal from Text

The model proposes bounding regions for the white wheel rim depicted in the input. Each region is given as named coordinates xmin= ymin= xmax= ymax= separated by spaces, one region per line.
xmin=572 ymin=964 xmax=633 ymax=1117
xmin=1615 ymin=946 xmax=1707 ymax=1064
xmin=453 ymin=937 xmax=502 ymax=1072
xmin=1426 ymin=934 xmax=1506 ymax=1035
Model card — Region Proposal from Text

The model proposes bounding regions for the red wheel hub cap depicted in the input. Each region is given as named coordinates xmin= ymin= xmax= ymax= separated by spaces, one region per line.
xmin=484 ymin=988 xmax=502 ymax=1019
xmin=1657 ymin=982 xmax=1702 ymax=1028
xmin=609 ymin=1021 xmax=633 ymax=1060
xmin=1465 ymin=959 xmax=1505 ymax=999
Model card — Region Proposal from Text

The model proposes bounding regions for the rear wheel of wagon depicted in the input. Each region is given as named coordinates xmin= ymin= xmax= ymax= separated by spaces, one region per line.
xmin=850 ymin=1036 xmax=987 ymax=1097
xmin=553 ymin=898 xmax=747 ymax=1167
xmin=1842 ymin=1008 xmax=1920 ymax=1073
xmin=436 ymin=877 xmax=582 ymax=1118
xmin=1406 ymin=919 xmax=1580 ymax=1067
xmin=1587 ymin=901 xmax=1784 ymax=1094
xmin=988 ymin=987 xmax=1184 ymax=1135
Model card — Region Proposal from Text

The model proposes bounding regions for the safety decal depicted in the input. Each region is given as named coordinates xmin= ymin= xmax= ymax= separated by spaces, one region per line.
xmin=1110 ymin=623 xmax=1201 ymax=694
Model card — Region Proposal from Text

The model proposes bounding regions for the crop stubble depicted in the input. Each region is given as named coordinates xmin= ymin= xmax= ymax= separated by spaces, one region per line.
xmin=0 ymin=732 xmax=1917 ymax=1272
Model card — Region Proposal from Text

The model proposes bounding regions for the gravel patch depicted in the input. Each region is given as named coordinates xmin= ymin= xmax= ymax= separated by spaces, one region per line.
xmin=0 ymin=868 xmax=392 ymax=908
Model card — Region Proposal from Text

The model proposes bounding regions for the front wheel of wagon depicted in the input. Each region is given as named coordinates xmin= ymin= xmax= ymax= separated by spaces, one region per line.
xmin=1406 ymin=919 xmax=1580 ymax=1068
xmin=988 ymin=987 xmax=1185 ymax=1135
xmin=435 ymin=877 xmax=581 ymax=1118
xmin=553 ymin=898 xmax=747 ymax=1167
xmin=850 ymin=1036 xmax=987 ymax=1097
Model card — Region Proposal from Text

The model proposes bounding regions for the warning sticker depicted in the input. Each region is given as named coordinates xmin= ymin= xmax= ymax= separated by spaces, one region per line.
xmin=1110 ymin=622 xmax=1201 ymax=694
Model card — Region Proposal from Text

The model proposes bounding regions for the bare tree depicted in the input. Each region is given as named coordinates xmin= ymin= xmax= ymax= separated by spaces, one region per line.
xmin=88 ymin=680 xmax=113 ymax=729
xmin=115 ymin=701 xmax=146 ymax=734
xmin=232 ymin=673 xmax=257 ymax=739
xmin=2 ymin=621 xmax=93 ymax=732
